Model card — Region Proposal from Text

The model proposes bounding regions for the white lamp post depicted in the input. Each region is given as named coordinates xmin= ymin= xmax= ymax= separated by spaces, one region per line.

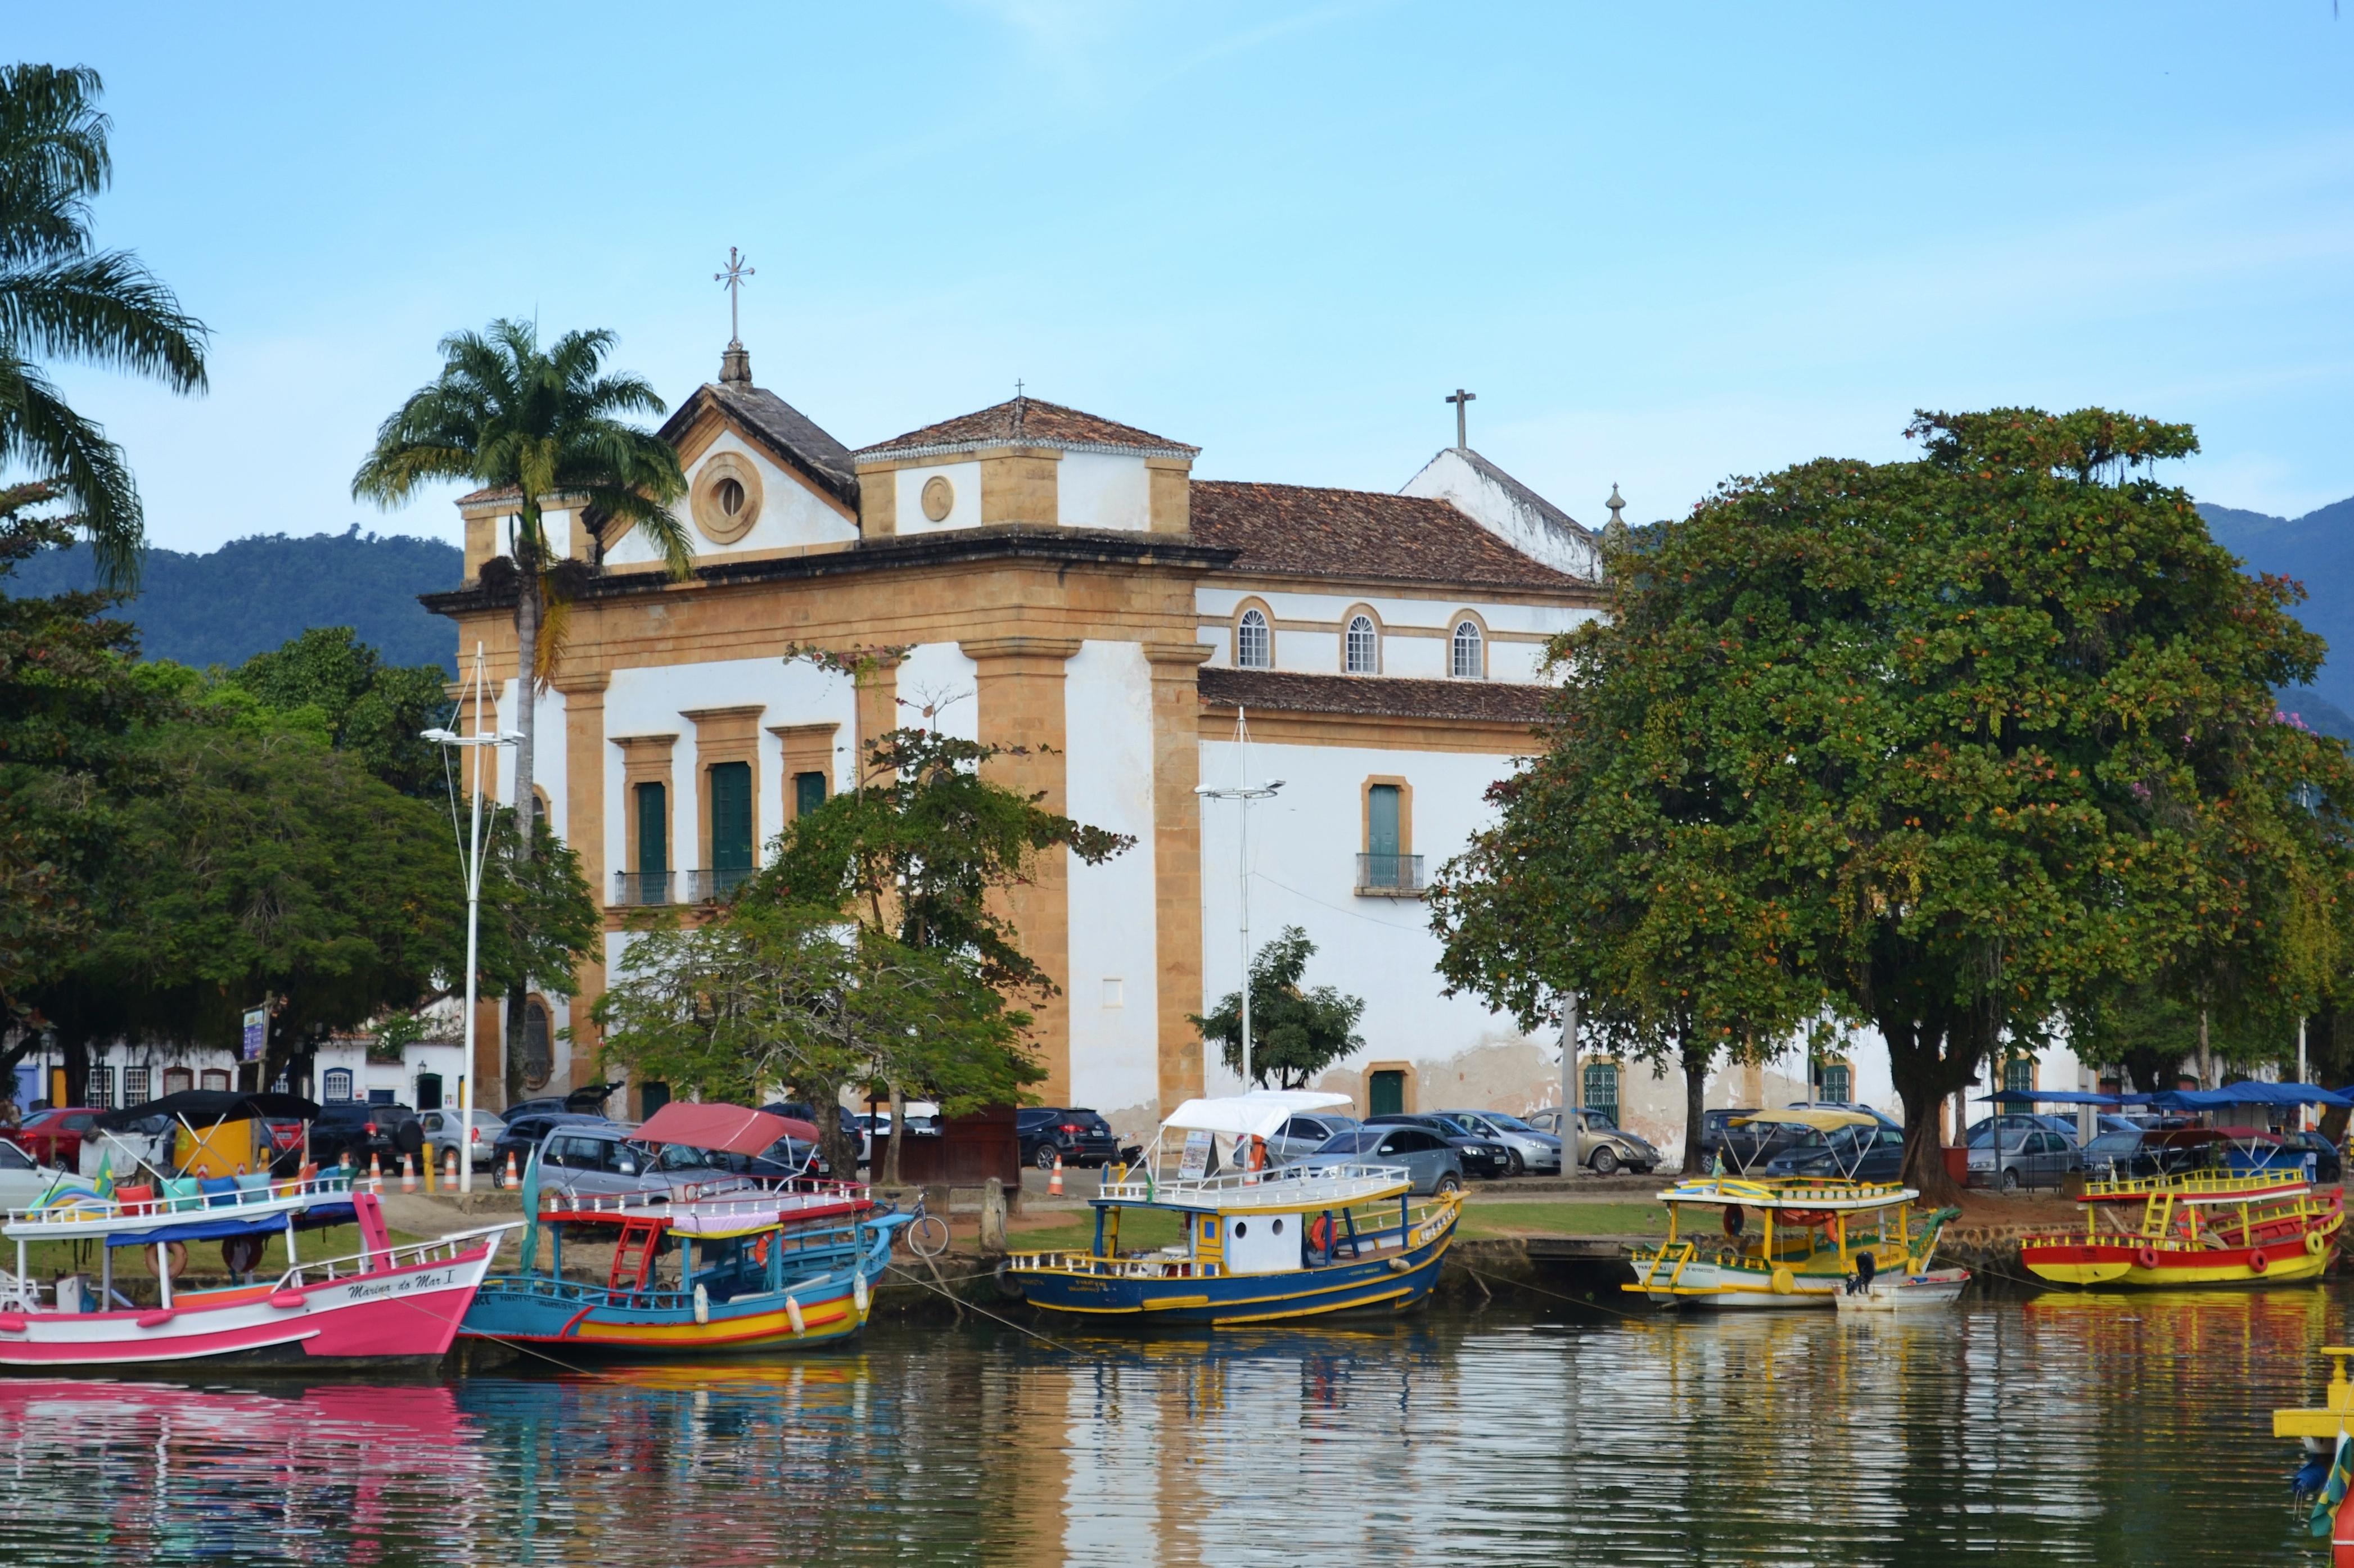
xmin=422 ymin=642 xmax=522 ymax=1195
xmin=1197 ymin=706 xmax=1284 ymax=1089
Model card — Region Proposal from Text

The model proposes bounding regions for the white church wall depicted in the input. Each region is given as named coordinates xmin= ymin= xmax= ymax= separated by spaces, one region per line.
xmin=892 ymin=460 xmax=984 ymax=535
xmin=1195 ymin=734 xmax=1548 ymax=1109
xmin=896 ymin=643 xmax=980 ymax=742
xmin=496 ymin=680 xmax=567 ymax=842
xmin=1192 ymin=585 xmax=1593 ymax=680
xmin=1399 ymin=447 xmax=1603 ymax=580
xmin=1062 ymin=641 xmax=1162 ymax=1131
xmin=1057 ymin=453 xmax=1151 ymax=531
xmin=607 ymin=431 xmax=859 ymax=566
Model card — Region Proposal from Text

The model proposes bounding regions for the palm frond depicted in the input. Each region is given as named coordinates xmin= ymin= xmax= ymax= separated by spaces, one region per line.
xmin=0 ymin=345 xmax=142 ymax=588
xmin=0 ymin=250 xmax=208 ymax=391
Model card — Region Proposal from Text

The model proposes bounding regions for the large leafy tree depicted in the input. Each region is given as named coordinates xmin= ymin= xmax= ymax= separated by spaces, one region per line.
xmin=353 ymin=319 xmax=689 ymax=1099
xmin=223 ymin=626 xmax=452 ymax=797
xmin=0 ymin=64 xmax=206 ymax=588
xmin=1436 ymin=408 xmax=2354 ymax=1199
xmin=1193 ymin=925 xmax=1365 ymax=1091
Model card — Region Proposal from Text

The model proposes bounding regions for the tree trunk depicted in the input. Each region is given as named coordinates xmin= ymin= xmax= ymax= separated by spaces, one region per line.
xmin=1884 ymin=1011 xmax=1973 ymax=1205
xmin=2195 ymin=1006 xmax=2212 ymax=1091
xmin=58 ymin=1032 xmax=88 ymax=1110
xmin=1681 ymin=1034 xmax=1710 ymax=1175
xmin=503 ymin=528 xmax=543 ymax=1111
xmin=882 ymin=1081 xmax=905 ymax=1187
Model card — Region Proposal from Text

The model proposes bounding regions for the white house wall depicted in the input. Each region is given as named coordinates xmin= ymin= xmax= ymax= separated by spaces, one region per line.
xmin=1061 ymin=640 xmax=1162 ymax=1129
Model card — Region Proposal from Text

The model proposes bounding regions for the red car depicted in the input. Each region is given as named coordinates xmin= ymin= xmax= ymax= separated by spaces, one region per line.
xmin=4 ymin=1106 xmax=103 ymax=1167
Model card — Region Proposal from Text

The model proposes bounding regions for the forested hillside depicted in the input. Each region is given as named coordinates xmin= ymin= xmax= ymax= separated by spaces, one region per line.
xmin=2199 ymin=496 xmax=2354 ymax=740
xmin=6 ymin=528 xmax=462 ymax=672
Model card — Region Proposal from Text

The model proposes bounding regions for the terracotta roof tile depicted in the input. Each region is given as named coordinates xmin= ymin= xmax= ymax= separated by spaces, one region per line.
xmin=1198 ymin=667 xmax=1553 ymax=726
xmin=662 ymin=383 xmax=860 ymax=510
xmin=857 ymin=397 xmax=1198 ymax=458
xmin=1189 ymin=480 xmax=1575 ymax=590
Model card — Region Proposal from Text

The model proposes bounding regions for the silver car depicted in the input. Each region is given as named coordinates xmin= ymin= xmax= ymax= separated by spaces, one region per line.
xmin=1436 ymin=1110 xmax=1561 ymax=1176
xmin=418 ymin=1108 xmax=506 ymax=1172
xmin=1968 ymin=1126 xmax=2082 ymax=1192
xmin=1287 ymin=1125 xmax=1464 ymax=1195
xmin=537 ymin=1126 xmax=737 ymax=1199
xmin=1268 ymin=1111 xmax=1359 ymax=1164
xmin=1527 ymin=1108 xmax=1661 ymax=1176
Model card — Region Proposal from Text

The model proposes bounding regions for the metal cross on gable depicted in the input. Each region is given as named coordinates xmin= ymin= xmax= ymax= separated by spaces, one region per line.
xmin=715 ymin=247 xmax=755 ymax=344
xmin=1446 ymin=387 xmax=1476 ymax=449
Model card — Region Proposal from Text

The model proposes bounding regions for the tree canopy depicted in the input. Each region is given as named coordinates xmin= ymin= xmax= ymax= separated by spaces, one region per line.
xmin=1435 ymin=408 xmax=2354 ymax=1196
xmin=1193 ymin=925 xmax=1365 ymax=1091
xmin=223 ymin=625 xmax=452 ymax=797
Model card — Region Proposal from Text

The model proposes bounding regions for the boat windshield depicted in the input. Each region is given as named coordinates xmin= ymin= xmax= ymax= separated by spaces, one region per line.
xmin=1313 ymin=1129 xmax=1386 ymax=1155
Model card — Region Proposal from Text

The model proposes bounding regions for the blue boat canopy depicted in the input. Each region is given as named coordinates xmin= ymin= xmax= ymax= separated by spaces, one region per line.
xmin=1979 ymin=1090 xmax=2121 ymax=1106
xmin=2155 ymin=1081 xmax=2354 ymax=1110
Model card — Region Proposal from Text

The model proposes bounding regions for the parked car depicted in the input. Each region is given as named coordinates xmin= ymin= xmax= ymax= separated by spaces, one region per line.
xmin=1966 ymin=1113 xmax=2081 ymax=1148
xmin=1292 ymin=1124 xmax=1463 ymax=1195
xmin=1436 ymin=1110 xmax=1563 ymax=1176
xmin=856 ymin=1102 xmax=944 ymax=1164
xmin=1766 ymin=1123 xmax=1910 ymax=1183
xmin=1530 ymin=1106 xmax=1663 ymax=1174
xmin=764 ymin=1101 xmax=863 ymax=1150
xmin=1268 ymin=1111 xmax=1359 ymax=1164
xmin=534 ymin=1126 xmax=680 ymax=1198
xmin=2280 ymin=1131 xmax=2344 ymax=1185
xmin=0 ymin=1138 xmax=73 ymax=1211
xmin=1968 ymin=1127 xmax=2082 ymax=1191
xmin=489 ymin=1111 xmax=616 ymax=1176
xmin=1363 ymin=1114 xmax=1513 ymax=1180
xmin=1017 ymin=1107 xmax=1121 ymax=1171
xmin=3 ymin=1106 xmax=103 ymax=1168
xmin=309 ymin=1102 xmax=425 ymax=1174
xmin=418 ymin=1108 xmax=506 ymax=1172
xmin=1690 ymin=1107 xmax=1787 ymax=1171
xmin=501 ymin=1085 xmax=620 ymax=1124
xmin=692 ymin=1135 xmax=833 ymax=1183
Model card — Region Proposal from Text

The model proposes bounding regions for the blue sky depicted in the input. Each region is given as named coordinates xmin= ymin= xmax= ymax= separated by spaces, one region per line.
xmin=15 ymin=3 xmax=2354 ymax=552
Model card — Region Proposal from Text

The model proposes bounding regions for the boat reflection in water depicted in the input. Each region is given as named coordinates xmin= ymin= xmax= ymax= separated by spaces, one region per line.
xmin=0 ymin=1290 xmax=2342 ymax=1566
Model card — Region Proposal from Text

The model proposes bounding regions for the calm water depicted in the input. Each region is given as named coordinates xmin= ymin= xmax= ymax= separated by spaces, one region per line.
xmin=1 ymin=1283 xmax=2346 ymax=1565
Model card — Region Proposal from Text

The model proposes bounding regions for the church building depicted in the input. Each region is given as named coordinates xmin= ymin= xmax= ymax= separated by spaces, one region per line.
xmin=423 ymin=336 xmax=1614 ymax=1146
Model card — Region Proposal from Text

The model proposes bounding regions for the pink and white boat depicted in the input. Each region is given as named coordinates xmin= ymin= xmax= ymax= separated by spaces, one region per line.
xmin=0 ymin=1179 xmax=508 ymax=1371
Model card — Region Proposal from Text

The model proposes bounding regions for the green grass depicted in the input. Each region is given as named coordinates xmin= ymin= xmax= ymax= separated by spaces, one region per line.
xmin=1008 ymin=1208 xmax=1187 ymax=1256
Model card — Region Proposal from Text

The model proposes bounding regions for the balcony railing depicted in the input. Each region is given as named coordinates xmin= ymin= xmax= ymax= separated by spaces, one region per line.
xmin=687 ymin=866 xmax=754 ymax=902
xmin=1356 ymin=852 xmax=1426 ymax=897
xmin=612 ymin=870 xmax=674 ymax=907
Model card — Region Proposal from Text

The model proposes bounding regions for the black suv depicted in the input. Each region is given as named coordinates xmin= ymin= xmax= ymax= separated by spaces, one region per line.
xmin=1364 ymin=1113 xmax=1513 ymax=1180
xmin=1017 ymin=1108 xmax=1119 ymax=1171
xmin=310 ymin=1101 xmax=424 ymax=1174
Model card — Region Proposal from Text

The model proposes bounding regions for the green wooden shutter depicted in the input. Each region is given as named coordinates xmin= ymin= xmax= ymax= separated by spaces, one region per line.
xmin=1368 ymin=785 xmax=1401 ymax=856
xmin=710 ymin=762 xmax=754 ymax=872
xmin=794 ymin=770 xmax=827 ymax=819
xmin=635 ymin=783 xmax=666 ymax=876
xmin=1369 ymin=1070 xmax=1405 ymax=1118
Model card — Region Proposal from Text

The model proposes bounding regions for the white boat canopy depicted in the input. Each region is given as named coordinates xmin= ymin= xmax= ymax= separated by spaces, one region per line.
xmin=1160 ymin=1092 xmax=1356 ymax=1144
xmin=1730 ymin=1109 xmax=1878 ymax=1132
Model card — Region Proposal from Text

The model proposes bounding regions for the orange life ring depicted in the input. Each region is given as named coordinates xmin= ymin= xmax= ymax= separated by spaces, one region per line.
xmin=751 ymin=1233 xmax=772 ymax=1266
xmin=2248 ymin=1249 xmax=2270 ymax=1276
xmin=2134 ymin=1245 xmax=2161 ymax=1270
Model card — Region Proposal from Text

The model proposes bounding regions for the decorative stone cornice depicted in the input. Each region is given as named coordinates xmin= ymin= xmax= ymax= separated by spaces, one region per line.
xmin=958 ymin=636 xmax=1084 ymax=663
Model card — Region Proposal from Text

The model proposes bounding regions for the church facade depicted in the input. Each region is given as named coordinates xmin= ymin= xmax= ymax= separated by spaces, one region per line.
xmin=423 ymin=345 xmax=1613 ymax=1146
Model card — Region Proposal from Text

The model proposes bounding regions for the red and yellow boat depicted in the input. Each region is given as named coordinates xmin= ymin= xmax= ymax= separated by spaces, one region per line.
xmin=2021 ymin=1156 xmax=2342 ymax=1289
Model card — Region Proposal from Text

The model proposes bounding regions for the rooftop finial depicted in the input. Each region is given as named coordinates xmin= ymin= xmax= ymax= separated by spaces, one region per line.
xmin=715 ymin=246 xmax=755 ymax=385
xmin=1600 ymin=482 xmax=1633 ymax=555
xmin=1013 ymin=377 xmax=1027 ymax=436
xmin=1446 ymin=387 xmax=1477 ymax=450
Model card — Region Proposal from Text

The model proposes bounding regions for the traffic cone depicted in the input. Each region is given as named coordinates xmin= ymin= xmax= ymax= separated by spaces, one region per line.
xmin=445 ymin=1149 xmax=458 ymax=1186
xmin=400 ymin=1153 xmax=416 ymax=1193
xmin=367 ymin=1151 xmax=383 ymax=1195
xmin=1049 ymin=1153 xmax=1065 ymax=1196
xmin=505 ymin=1150 xmax=520 ymax=1188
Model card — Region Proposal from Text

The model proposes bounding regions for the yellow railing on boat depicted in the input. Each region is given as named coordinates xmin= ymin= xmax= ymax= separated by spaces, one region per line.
xmin=2081 ymin=1169 xmax=2311 ymax=1205
xmin=1656 ymin=1175 xmax=1919 ymax=1210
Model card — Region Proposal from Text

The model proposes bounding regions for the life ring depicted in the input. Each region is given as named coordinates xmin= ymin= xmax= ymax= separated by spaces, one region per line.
xmin=750 ymin=1233 xmax=772 ymax=1267
xmin=2308 ymin=1231 xmax=2329 ymax=1258
xmin=1770 ymin=1266 xmax=1796 ymax=1296
xmin=1722 ymin=1205 xmax=1746 ymax=1239
xmin=2249 ymin=1250 xmax=2271 ymax=1276
xmin=2134 ymin=1245 xmax=2161 ymax=1271
xmin=163 ymin=1242 xmax=187 ymax=1279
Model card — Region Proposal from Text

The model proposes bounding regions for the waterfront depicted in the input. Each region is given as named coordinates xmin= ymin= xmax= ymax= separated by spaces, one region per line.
xmin=0 ymin=1280 xmax=2343 ymax=1566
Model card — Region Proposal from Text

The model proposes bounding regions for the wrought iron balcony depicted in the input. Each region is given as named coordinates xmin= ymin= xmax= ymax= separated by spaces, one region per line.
xmin=687 ymin=866 xmax=754 ymax=902
xmin=612 ymin=870 xmax=674 ymax=907
xmin=1355 ymin=852 xmax=1426 ymax=897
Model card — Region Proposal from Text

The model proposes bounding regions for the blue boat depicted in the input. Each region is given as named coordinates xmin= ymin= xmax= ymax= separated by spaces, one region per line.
xmin=1002 ymin=1093 xmax=1461 ymax=1326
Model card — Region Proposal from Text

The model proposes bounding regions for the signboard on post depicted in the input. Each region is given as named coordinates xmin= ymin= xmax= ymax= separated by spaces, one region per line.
xmin=241 ymin=1006 xmax=268 ymax=1064
xmin=1179 ymin=1129 xmax=1214 ymax=1181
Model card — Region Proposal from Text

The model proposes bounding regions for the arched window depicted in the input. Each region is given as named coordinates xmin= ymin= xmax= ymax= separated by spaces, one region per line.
xmin=1235 ymin=608 xmax=1271 ymax=669
xmin=162 ymin=1067 xmax=193 ymax=1096
xmin=322 ymin=1068 xmax=354 ymax=1102
xmin=1819 ymin=1062 xmax=1852 ymax=1103
xmin=1582 ymin=1061 xmax=1620 ymax=1124
xmin=200 ymin=1069 xmax=230 ymax=1092
xmin=1450 ymin=619 xmax=1484 ymax=679
xmin=1345 ymin=614 xmax=1378 ymax=674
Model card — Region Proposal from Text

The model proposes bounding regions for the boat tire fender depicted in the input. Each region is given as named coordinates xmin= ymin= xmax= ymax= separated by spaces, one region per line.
xmin=2309 ymin=1231 xmax=2329 ymax=1258
xmin=1770 ymin=1266 xmax=1796 ymax=1296
xmin=993 ymin=1259 xmax=1022 ymax=1301
xmin=693 ymin=1283 xmax=709 ymax=1325
xmin=2134 ymin=1245 xmax=2161 ymax=1270
xmin=2249 ymin=1249 xmax=2270 ymax=1276
xmin=786 ymin=1295 xmax=806 ymax=1336
xmin=854 ymin=1271 xmax=872 ymax=1316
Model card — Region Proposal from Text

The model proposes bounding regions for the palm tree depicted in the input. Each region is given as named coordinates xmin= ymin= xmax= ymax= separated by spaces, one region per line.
xmin=354 ymin=318 xmax=689 ymax=1102
xmin=0 ymin=64 xmax=208 ymax=589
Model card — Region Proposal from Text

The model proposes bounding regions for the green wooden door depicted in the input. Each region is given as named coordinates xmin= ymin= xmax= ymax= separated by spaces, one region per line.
xmin=1367 ymin=784 xmax=1401 ymax=887
xmin=1369 ymin=1069 xmax=1405 ymax=1118
xmin=710 ymin=762 xmax=753 ymax=872
xmin=635 ymin=782 xmax=667 ymax=875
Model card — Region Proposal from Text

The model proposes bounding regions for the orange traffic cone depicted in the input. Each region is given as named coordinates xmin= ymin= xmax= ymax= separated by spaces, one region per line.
xmin=367 ymin=1151 xmax=384 ymax=1195
xmin=504 ymin=1150 xmax=520 ymax=1187
xmin=400 ymin=1153 xmax=416 ymax=1193
xmin=445 ymin=1149 xmax=458 ymax=1185
xmin=1049 ymin=1153 xmax=1065 ymax=1196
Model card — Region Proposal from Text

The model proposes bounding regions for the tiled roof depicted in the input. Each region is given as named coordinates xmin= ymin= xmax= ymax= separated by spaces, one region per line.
xmin=1189 ymin=481 xmax=1577 ymax=590
xmin=857 ymin=397 xmax=1198 ymax=459
xmin=458 ymin=483 xmax=520 ymax=505
xmin=1198 ymin=667 xmax=1554 ymax=726
xmin=664 ymin=382 xmax=861 ymax=510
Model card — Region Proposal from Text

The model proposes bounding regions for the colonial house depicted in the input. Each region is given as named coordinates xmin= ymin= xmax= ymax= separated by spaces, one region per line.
xmin=421 ymin=336 xmax=2092 ymax=1156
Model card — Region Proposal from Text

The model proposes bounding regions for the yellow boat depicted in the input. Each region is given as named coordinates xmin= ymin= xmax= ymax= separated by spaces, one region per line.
xmin=2020 ymin=1154 xmax=2342 ymax=1289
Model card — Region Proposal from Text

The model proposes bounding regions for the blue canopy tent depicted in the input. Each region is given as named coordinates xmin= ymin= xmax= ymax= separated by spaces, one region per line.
xmin=2155 ymin=1081 xmax=2354 ymax=1111
xmin=1978 ymin=1090 xmax=2122 ymax=1106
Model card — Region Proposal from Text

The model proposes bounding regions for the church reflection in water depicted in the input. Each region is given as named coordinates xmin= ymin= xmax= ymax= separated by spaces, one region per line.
xmin=0 ymin=1292 xmax=2334 ymax=1566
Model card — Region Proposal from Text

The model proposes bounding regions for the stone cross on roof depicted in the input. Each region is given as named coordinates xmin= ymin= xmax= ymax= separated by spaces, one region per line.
xmin=1445 ymin=387 xmax=1476 ymax=450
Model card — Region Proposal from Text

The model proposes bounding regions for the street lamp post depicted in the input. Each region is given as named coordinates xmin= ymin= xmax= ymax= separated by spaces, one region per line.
xmin=1196 ymin=707 xmax=1284 ymax=1089
xmin=422 ymin=642 xmax=522 ymax=1195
